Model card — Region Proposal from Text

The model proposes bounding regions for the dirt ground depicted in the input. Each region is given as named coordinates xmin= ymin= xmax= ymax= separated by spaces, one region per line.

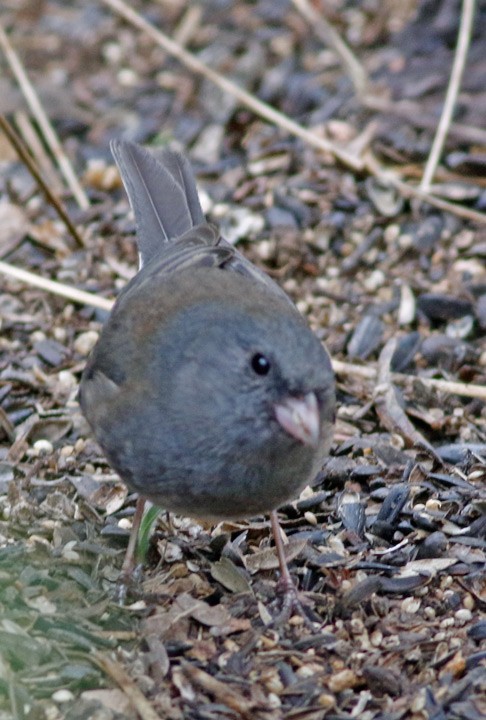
xmin=0 ymin=1 xmax=485 ymax=719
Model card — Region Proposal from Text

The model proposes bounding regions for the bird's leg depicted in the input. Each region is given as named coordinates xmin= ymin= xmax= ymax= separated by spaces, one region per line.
xmin=270 ymin=510 xmax=316 ymax=627
xmin=121 ymin=496 xmax=146 ymax=574
xmin=270 ymin=510 xmax=295 ymax=592
xmin=115 ymin=496 xmax=146 ymax=602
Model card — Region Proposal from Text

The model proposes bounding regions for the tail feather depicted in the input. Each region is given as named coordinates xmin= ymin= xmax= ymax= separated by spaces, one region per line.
xmin=110 ymin=140 xmax=205 ymax=266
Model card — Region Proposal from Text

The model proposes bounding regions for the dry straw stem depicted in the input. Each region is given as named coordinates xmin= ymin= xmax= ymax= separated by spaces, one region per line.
xmin=420 ymin=0 xmax=476 ymax=192
xmin=0 ymin=115 xmax=85 ymax=248
xmin=295 ymin=0 xmax=485 ymax=149
xmin=0 ymin=259 xmax=113 ymax=312
xmin=100 ymin=0 xmax=363 ymax=171
xmin=0 ymin=2 xmax=483 ymax=407
xmin=0 ymin=22 xmax=89 ymax=211
xmin=91 ymin=651 xmax=161 ymax=720
xmin=100 ymin=0 xmax=486 ymax=226
xmin=1 ymin=253 xmax=483 ymax=404
xmin=291 ymin=0 xmax=369 ymax=97
xmin=14 ymin=110 xmax=64 ymax=194
xmin=333 ymin=359 xmax=486 ymax=403
xmin=290 ymin=1 xmax=485 ymax=224
xmin=364 ymin=95 xmax=486 ymax=146
xmin=366 ymin=153 xmax=486 ymax=225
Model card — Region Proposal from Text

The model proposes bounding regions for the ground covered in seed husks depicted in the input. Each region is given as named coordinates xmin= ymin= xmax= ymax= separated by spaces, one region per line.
xmin=0 ymin=1 xmax=485 ymax=719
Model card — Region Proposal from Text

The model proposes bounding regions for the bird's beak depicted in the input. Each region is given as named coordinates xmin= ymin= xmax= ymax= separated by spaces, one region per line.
xmin=274 ymin=392 xmax=321 ymax=448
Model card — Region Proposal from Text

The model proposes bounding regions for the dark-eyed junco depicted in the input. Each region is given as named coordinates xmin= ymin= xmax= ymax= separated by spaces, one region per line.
xmin=79 ymin=140 xmax=335 ymax=619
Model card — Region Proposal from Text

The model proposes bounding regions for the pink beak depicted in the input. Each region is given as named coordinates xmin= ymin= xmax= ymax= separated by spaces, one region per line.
xmin=274 ymin=392 xmax=320 ymax=448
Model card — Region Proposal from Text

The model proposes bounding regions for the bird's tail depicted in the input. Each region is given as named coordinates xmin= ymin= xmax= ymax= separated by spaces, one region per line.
xmin=110 ymin=140 xmax=205 ymax=266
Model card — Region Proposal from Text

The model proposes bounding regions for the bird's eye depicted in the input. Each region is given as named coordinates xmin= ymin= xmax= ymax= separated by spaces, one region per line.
xmin=251 ymin=353 xmax=271 ymax=376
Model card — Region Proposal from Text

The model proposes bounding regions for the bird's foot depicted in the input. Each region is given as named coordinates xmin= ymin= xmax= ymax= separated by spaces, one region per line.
xmin=271 ymin=575 xmax=318 ymax=630
xmin=114 ymin=562 xmax=144 ymax=604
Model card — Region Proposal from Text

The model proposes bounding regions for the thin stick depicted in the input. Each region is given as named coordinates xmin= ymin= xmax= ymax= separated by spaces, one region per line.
xmin=100 ymin=0 xmax=363 ymax=171
xmin=173 ymin=4 xmax=202 ymax=47
xmin=0 ymin=115 xmax=86 ymax=248
xmin=364 ymin=95 xmax=486 ymax=146
xmin=14 ymin=111 xmax=63 ymax=193
xmin=100 ymin=0 xmax=486 ymax=226
xmin=270 ymin=510 xmax=292 ymax=586
xmin=0 ymin=23 xmax=90 ymax=210
xmin=291 ymin=0 xmax=369 ymax=97
xmin=91 ymin=651 xmax=161 ymax=720
xmin=0 ymin=259 xmax=113 ymax=312
xmin=333 ymin=359 xmax=486 ymax=402
xmin=420 ymin=0 xmax=476 ymax=191
xmin=365 ymin=152 xmax=486 ymax=225
xmin=0 ymin=256 xmax=483 ymax=402
xmin=120 ymin=497 xmax=146 ymax=576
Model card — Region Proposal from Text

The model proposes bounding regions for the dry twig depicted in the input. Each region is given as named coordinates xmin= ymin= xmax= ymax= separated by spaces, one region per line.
xmin=2 ymin=254 xmax=484 ymax=405
xmin=100 ymin=0 xmax=486 ymax=226
xmin=333 ymin=359 xmax=486 ymax=402
xmin=365 ymin=153 xmax=486 ymax=224
xmin=100 ymin=0 xmax=364 ymax=171
xmin=91 ymin=651 xmax=161 ymax=720
xmin=182 ymin=664 xmax=256 ymax=719
xmin=0 ymin=115 xmax=85 ymax=248
xmin=0 ymin=259 xmax=112 ymax=311
xmin=0 ymin=22 xmax=89 ymax=210
xmin=420 ymin=0 xmax=476 ymax=191
xmin=364 ymin=95 xmax=486 ymax=146
xmin=291 ymin=0 xmax=369 ymax=97
xmin=14 ymin=110 xmax=64 ymax=193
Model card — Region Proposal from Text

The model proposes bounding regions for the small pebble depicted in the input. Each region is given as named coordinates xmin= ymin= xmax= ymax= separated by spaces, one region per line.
xmin=440 ymin=617 xmax=455 ymax=628
xmin=257 ymin=240 xmax=274 ymax=261
xmin=118 ymin=68 xmax=138 ymax=86
xmin=384 ymin=224 xmax=400 ymax=243
xmin=74 ymin=438 xmax=86 ymax=453
xmin=33 ymin=439 xmax=54 ymax=455
xmin=57 ymin=370 xmax=77 ymax=392
xmin=296 ymin=663 xmax=321 ymax=678
xmin=262 ymin=671 xmax=283 ymax=695
xmin=74 ymin=331 xmax=99 ymax=356
xmin=53 ymin=327 xmax=67 ymax=342
xmin=411 ymin=690 xmax=426 ymax=712
xmin=289 ymin=614 xmax=305 ymax=627
xmin=401 ymin=597 xmax=421 ymax=614
xmin=328 ymin=669 xmax=359 ymax=692
xmin=363 ymin=269 xmax=385 ymax=291
xmin=398 ymin=232 xmax=414 ymax=250
xmin=463 ymin=594 xmax=475 ymax=610
xmin=370 ymin=630 xmax=383 ymax=647
xmin=266 ymin=693 xmax=281 ymax=709
xmin=102 ymin=41 xmax=123 ymax=64
xmin=31 ymin=330 xmax=46 ymax=344
xmin=318 ymin=693 xmax=335 ymax=709
xmin=350 ymin=617 xmax=365 ymax=634
xmin=61 ymin=540 xmax=80 ymax=561
xmin=52 ymin=689 xmax=75 ymax=703
xmin=455 ymin=608 xmax=473 ymax=625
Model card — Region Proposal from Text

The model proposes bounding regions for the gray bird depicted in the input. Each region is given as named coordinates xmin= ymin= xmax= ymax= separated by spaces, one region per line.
xmin=79 ymin=140 xmax=335 ymax=619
